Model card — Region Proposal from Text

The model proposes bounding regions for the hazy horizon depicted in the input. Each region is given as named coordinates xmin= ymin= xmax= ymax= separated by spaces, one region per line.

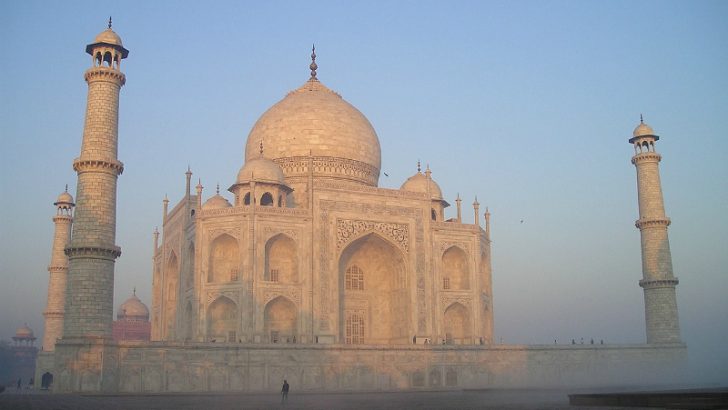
xmin=1 ymin=0 xmax=726 ymax=385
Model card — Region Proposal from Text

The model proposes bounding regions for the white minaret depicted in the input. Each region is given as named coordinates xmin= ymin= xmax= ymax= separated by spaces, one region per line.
xmin=63 ymin=19 xmax=128 ymax=340
xmin=42 ymin=187 xmax=74 ymax=351
xmin=630 ymin=117 xmax=681 ymax=344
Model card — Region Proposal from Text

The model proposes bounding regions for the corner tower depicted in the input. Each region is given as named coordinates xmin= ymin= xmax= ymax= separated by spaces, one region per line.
xmin=629 ymin=117 xmax=681 ymax=344
xmin=63 ymin=19 xmax=128 ymax=340
xmin=42 ymin=187 xmax=75 ymax=351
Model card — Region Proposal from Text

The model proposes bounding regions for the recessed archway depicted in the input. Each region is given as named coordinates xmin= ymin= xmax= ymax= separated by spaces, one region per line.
xmin=338 ymin=233 xmax=408 ymax=345
xmin=263 ymin=296 xmax=297 ymax=343
xmin=208 ymin=234 xmax=240 ymax=283
xmin=444 ymin=302 xmax=471 ymax=344
xmin=442 ymin=246 xmax=469 ymax=290
xmin=207 ymin=296 xmax=237 ymax=342
xmin=264 ymin=234 xmax=298 ymax=283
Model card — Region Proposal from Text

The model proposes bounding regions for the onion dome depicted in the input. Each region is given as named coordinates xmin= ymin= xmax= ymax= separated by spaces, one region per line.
xmin=202 ymin=185 xmax=232 ymax=210
xmin=400 ymin=164 xmax=445 ymax=200
xmin=236 ymin=156 xmax=286 ymax=185
xmin=86 ymin=17 xmax=129 ymax=58
xmin=15 ymin=324 xmax=34 ymax=339
xmin=117 ymin=290 xmax=150 ymax=321
xmin=54 ymin=186 xmax=74 ymax=207
xmin=244 ymin=49 xmax=381 ymax=186
xmin=629 ymin=115 xmax=659 ymax=143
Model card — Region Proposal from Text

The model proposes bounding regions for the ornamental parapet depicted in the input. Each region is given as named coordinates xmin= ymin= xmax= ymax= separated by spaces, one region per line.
xmin=52 ymin=215 xmax=73 ymax=222
xmin=639 ymin=278 xmax=679 ymax=289
xmin=316 ymin=180 xmax=430 ymax=200
xmin=431 ymin=221 xmax=482 ymax=232
xmin=73 ymin=157 xmax=124 ymax=175
xmin=199 ymin=205 xmax=311 ymax=218
xmin=47 ymin=265 xmax=69 ymax=272
xmin=65 ymin=244 xmax=121 ymax=260
xmin=84 ymin=67 xmax=126 ymax=85
xmin=631 ymin=152 xmax=662 ymax=164
xmin=635 ymin=217 xmax=671 ymax=229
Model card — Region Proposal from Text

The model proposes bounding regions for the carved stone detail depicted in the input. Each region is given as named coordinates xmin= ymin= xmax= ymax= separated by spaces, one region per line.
xmin=208 ymin=227 xmax=241 ymax=241
xmin=441 ymin=295 xmax=472 ymax=311
xmin=207 ymin=290 xmax=239 ymax=306
xmin=264 ymin=226 xmax=298 ymax=240
xmin=262 ymin=287 xmax=302 ymax=307
xmin=336 ymin=219 xmax=409 ymax=252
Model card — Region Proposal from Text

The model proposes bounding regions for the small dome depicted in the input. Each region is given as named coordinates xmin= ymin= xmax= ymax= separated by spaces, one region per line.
xmin=55 ymin=190 xmax=74 ymax=206
xmin=236 ymin=156 xmax=286 ymax=185
xmin=400 ymin=168 xmax=444 ymax=200
xmin=117 ymin=292 xmax=150 ymax=320
xmin=203 ymin=194 xmax=232 ymax=210
xmin=93 ymin=28 xmax=124 ymax=47
xmin=633 ymin=121 xmax=656 ymax=138
xmin=15 ymin=324 xmax=34 ymax=339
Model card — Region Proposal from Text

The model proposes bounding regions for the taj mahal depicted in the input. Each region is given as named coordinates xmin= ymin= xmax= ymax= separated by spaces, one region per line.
xmin=35 ymin=23 xmax=686 ymax=393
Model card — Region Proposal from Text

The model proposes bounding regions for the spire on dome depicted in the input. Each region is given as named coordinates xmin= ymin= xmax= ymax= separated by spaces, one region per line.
xmin=309 ymin=44 xmax=318 ymax=80
xmin=108 ymin=16 xmax=112 ymax=29
xmin=417 ymin=160 xmax=421 ymax=173
xmin=65 ymin=184 xmax=68 ymax=193
xmin=216 ymin=183 xmax=220 ymax=195
xmin=133 ymin=286 xmax=136 ymax=296
xmin=640 ymin=113 xmax=644 ymax=124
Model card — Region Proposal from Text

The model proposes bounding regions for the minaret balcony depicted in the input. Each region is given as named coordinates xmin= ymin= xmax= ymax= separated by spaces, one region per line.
xmin=639 ymin=278 xmax=679 ymax=289
xmin=635 ymin=217 xmax=671 ymax=229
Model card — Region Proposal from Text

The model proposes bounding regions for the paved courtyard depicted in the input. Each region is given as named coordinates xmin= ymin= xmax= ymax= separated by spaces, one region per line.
xmin=0 ymin=388 xmax=648 ymax=410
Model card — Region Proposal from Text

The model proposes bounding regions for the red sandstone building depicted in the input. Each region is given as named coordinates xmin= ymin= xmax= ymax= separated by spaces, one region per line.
xmin=112 ymin=290 xmax=151 ymax=342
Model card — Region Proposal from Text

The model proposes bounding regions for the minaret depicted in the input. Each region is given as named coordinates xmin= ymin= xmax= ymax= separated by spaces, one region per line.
xmin=62 ymin=20 xmax=128 ymax=340
xmin=42 ymin=187 xmax=75 ymax=350
xmin=629 ymin=116 xmax=681 ymax=344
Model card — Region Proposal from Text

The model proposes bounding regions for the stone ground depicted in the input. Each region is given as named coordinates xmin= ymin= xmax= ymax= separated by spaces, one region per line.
xmin=0 ymin=389 xmax=651 ymax=410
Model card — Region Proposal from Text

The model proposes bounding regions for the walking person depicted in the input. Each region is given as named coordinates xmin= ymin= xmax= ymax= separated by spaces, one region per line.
xmin=281 ymin=379 xmax=289 ymax=404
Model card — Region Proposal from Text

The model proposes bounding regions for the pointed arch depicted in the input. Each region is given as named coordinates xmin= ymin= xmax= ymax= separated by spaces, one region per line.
xmin=264 ymin=296 xmax=297 ymax=343
xmin=208 ymin=234 xmax=240 ymax=283
xmin=207 ymin=296 xmax=237 ymax=342
xmin=264 ymin=234 xmax=298 ymax=283
xmin=184 ymin=301 xmax=194 ymax=341
xmin=444 ymin=302 xmax=471 ymax=344
xmin=165 ymin=252 xmax=179 ymax=339
xmin=260 ymin=192 xmax=274 ymax=206
xmin=338 ymin=233 xmax=409 ymax=345
xmin=442 ymin=246 xmax=469 ymax=290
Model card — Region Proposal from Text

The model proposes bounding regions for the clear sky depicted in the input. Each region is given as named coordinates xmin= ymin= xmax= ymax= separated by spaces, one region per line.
xmin=1 ymin=0 xmax=726 ymax=384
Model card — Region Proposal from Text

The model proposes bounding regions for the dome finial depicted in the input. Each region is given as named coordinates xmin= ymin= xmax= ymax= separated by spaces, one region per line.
xmin=65 ymin=184 xmax=68 ymax=193
xmin=216 ymin=183 xmax=220 ymax=195
xmin=108 ymin=16 xmax=112 ymax=29
xmin=133 ymin=286 xmax=136 ymax=296
xmin=309 ymin=44 xmax=318 ymax=80
xmin=640 ymin=113 xmax=644 ymax=124
xmin=417 ymin=160 xmax=421 ymax=173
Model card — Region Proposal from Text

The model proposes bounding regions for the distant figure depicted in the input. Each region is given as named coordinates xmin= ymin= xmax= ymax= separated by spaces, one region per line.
xmin=29 ymin=377 xmax=34 ymax=389
xmin=590 ymin=338 xmax=594 ymax=345
xmin=554 ymin=339 xmax=557 ymax=344
xmin=281 ymin=379 xmax=289 ymax=403
xmin=600 ymin=339 xmax=604 ymax=345
xmin=580 ymin=337 xmax=584 ymax=344
xmin=571 ymin=339 xmax=575 ymax=345
xmin=17 ymin=378 xmax=21 ymax=390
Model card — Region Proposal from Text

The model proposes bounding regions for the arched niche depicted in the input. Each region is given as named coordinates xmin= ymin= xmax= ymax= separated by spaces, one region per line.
xmin=444 ymin=302 xmax=471 ymax=344
xmin=442 ymin=246 xmax=469 ymax=290
xmin=184 ymin=301 xmax=194 ymax=341
xmin=264 ymin=296 xmax=297 ymax=343
xmin=338 ymin=233 xmax=409 ymax=345
xmin=208 ymin=234 xmax=240 ymax=283
xmin=207 ymin=296 xmax=237 ymax=342
xmin=165 ymin=252 xmax=179 ymax=339
xmin=185 ymin=242 xmax=195 ymax=289
xmin=264 ymin=234 xmax=298 ymax=283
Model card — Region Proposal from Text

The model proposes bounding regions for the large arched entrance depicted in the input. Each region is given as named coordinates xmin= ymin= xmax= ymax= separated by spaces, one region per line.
xmin=165 ymin=252 xmax=179 ymax=340
xmin=338 ymin=233 xmax=409 ymax=345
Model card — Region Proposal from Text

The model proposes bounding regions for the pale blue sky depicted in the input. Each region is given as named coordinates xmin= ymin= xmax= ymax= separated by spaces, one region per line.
xmin=1 ymin=1 xmax=726 ymax=384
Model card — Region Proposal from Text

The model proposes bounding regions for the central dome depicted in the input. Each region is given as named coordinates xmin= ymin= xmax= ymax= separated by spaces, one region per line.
xmin=245 ymin=78 xmax=381 ymax=186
